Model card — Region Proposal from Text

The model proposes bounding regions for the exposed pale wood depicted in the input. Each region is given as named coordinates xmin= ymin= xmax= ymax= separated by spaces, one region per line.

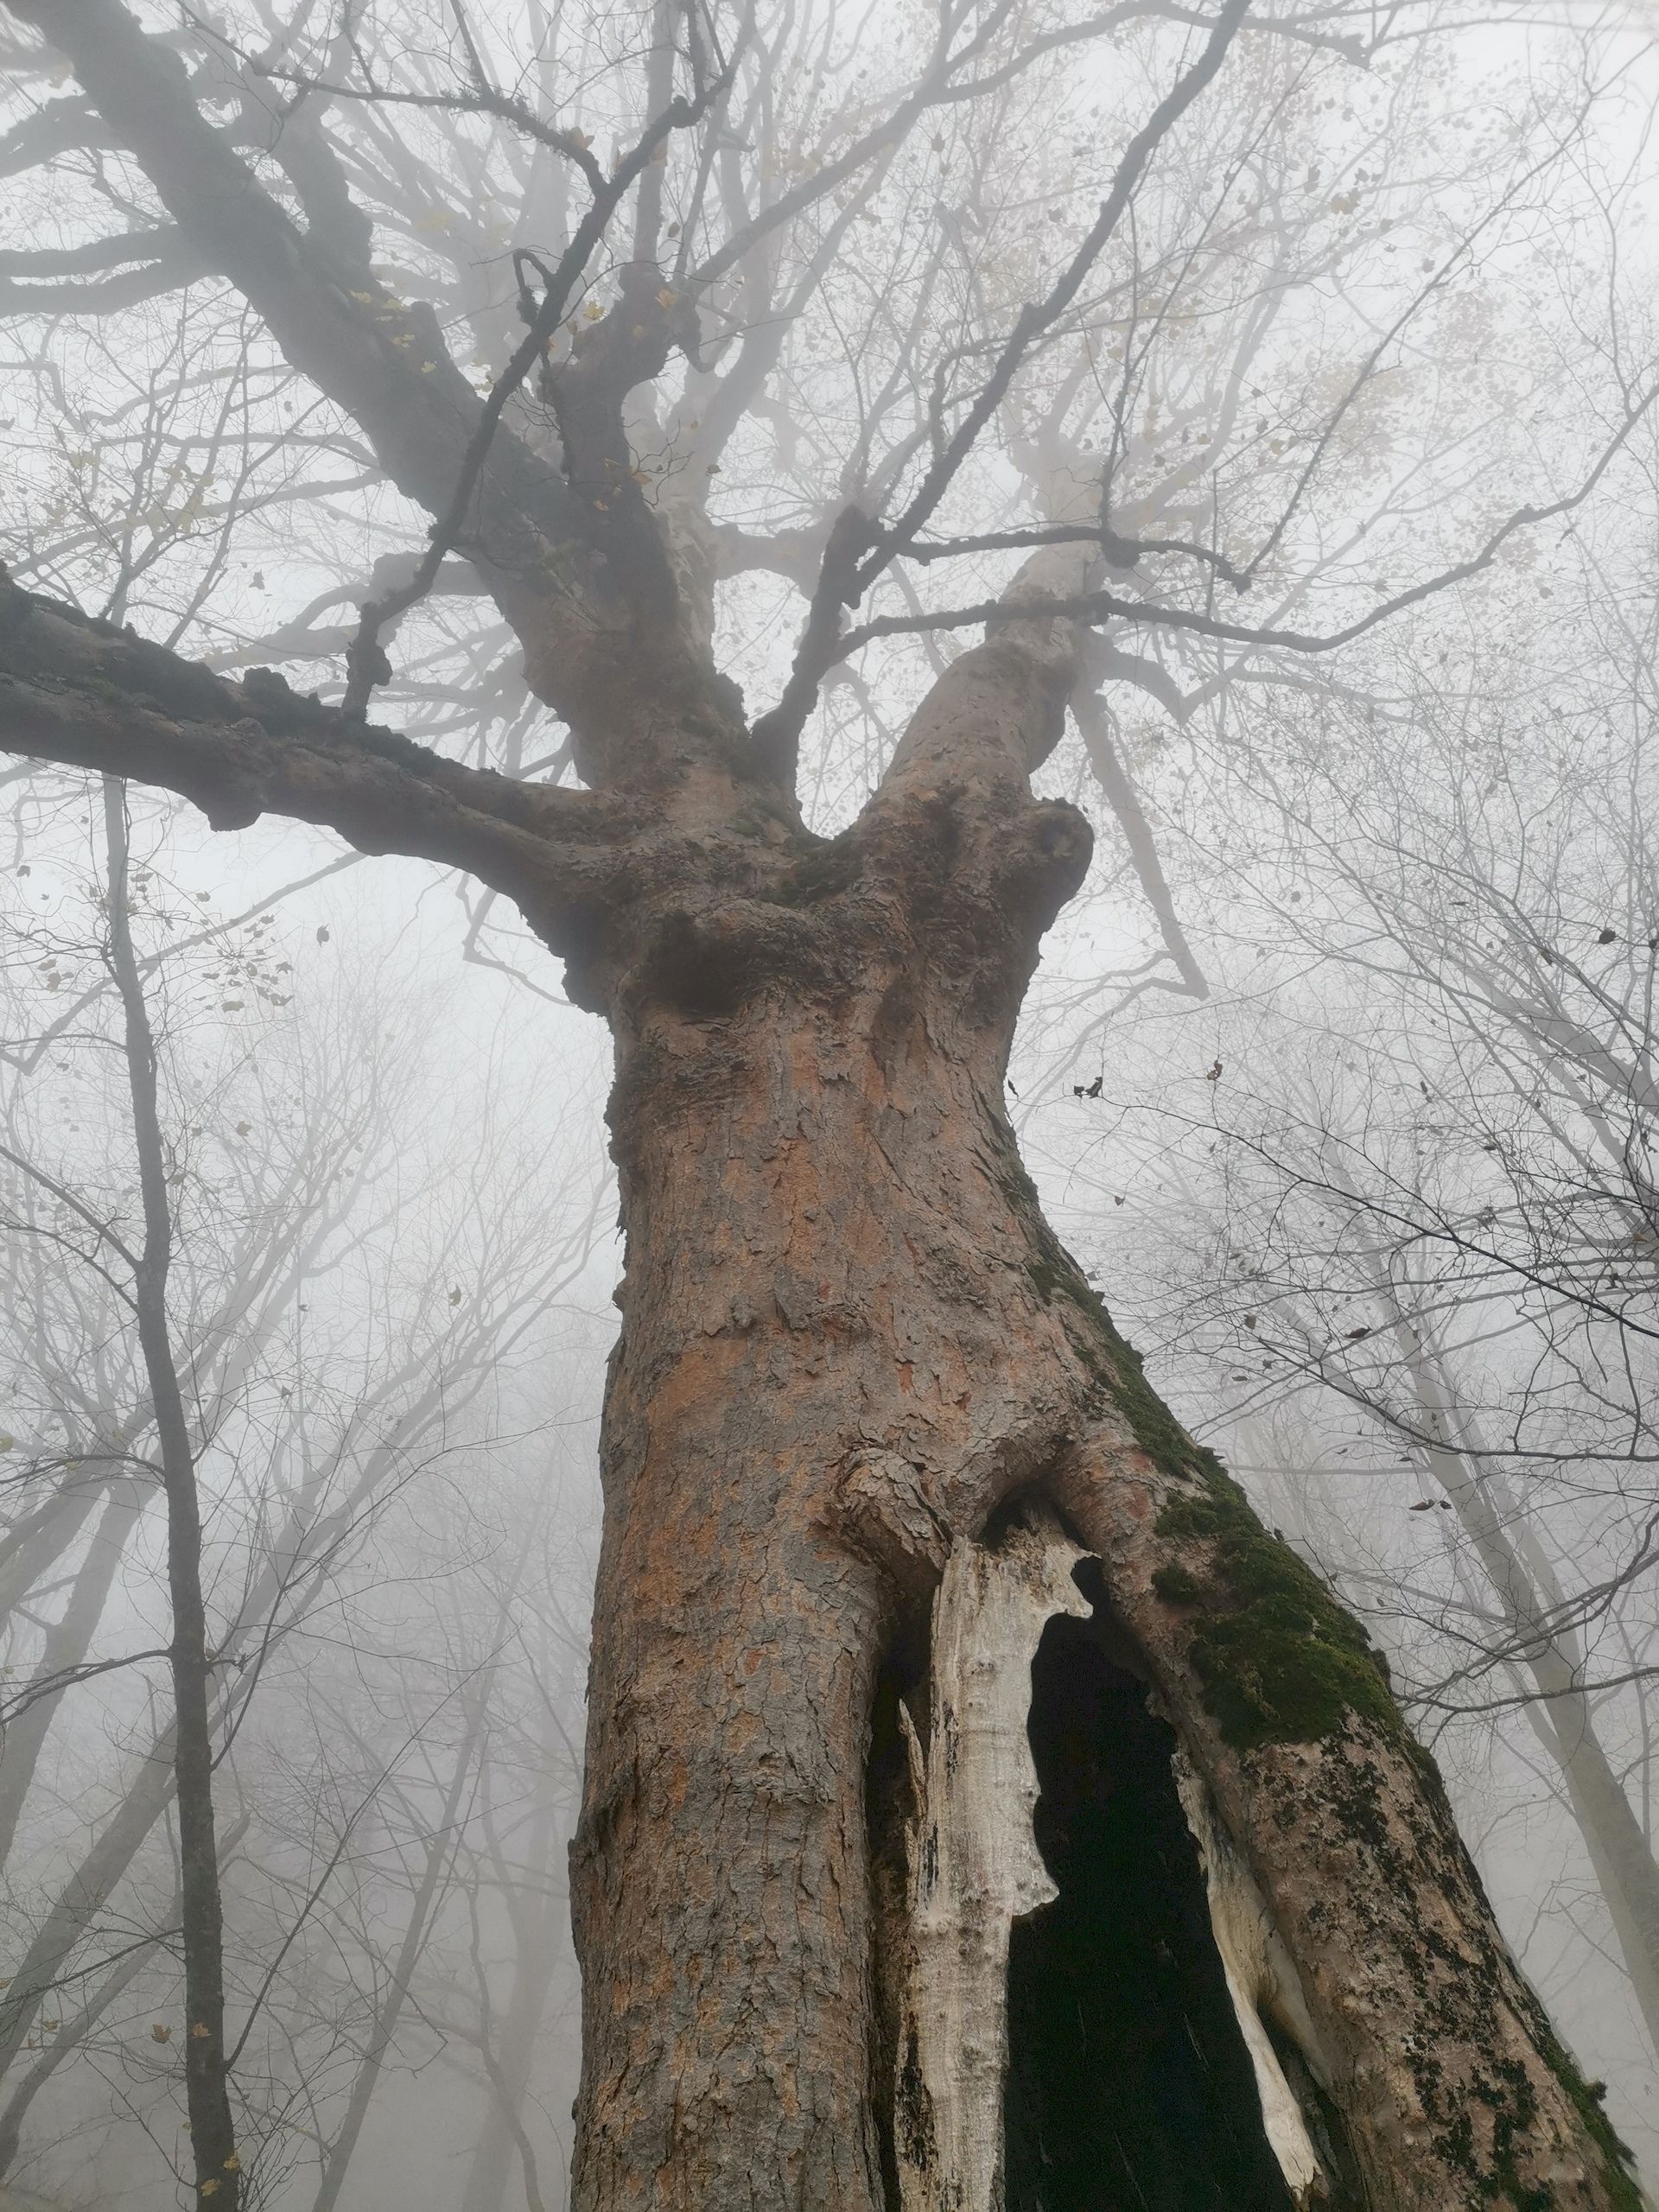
xmin=897 ymin=1510 xmax=1091 ymax=2212
xmin=1173 ymin=1749 xmax=1331 ymax=2206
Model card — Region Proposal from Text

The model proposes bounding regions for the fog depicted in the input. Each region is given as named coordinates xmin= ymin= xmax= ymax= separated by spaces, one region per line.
xmin=1 ymin=0 xmax=1656 ymax=2203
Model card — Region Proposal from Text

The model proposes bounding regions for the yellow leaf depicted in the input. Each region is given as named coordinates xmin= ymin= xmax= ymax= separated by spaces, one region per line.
xmin=200 ymin=2181 xmax=219 ymax=2197
xmin=150 ymin=2023 xmax=172 ymax=2043
xmin=584 ymin=301 xmax=603 ymax=321
xmin=657 ymin=289 xmax=677 ymax=308
xmin=190 ymin=2022 xmax=211 ymax=2039
xmin=223 ymin=2155 xmax=241 ymax=2171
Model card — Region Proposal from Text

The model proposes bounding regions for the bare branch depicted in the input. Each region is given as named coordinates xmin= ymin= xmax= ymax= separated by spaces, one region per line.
xmin=0 ymin=569 xmax=628 ymax=943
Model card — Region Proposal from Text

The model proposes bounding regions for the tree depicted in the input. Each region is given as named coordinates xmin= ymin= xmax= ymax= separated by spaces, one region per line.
xmin=0 ymin=0 xmax=1651 ymax=2204
xmin=104 ymin=772 xmax=244 ymax=2209
xmin=0 ymin=768 xmax=607 ymax=2199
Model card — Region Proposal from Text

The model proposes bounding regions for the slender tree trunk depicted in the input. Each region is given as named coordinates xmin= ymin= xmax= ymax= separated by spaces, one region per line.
xmin=102 ymin=779 xmax=241 ymax=2212
xmin=1539 ymin=1700 xmax=1659 ymax=2056
xmin=460 ymin=1795 xmax=569 ymax=2212
xmin=1380 ymin=1310 xmax=1659 ymax=2058
xmin=566 ymin=679 xmax=1642 ymax=2210
xmin=310 ymin=1691 xmax=486 ymax=2212
xmin=0 ymin=1479 xmax=145 ymax=1868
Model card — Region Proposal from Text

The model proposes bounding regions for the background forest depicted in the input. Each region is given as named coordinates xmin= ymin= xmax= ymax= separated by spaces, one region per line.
xmin=1 ymin=0 xmax=1657 ymax=2203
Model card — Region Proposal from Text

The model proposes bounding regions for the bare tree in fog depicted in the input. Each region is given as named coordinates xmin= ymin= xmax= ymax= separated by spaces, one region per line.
xmin=0 ymin=1 xmax=1656 ymax=2205
xmin=0 ymin=766 xmax=606 ymax=2202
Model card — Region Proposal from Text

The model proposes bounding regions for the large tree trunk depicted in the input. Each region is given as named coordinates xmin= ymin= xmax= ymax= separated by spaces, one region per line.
xmin=566 ymin=662 xmax=1643 ymax=2212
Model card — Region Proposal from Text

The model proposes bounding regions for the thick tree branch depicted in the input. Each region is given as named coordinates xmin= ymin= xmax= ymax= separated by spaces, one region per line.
xmin=0 ymin=570 xmax=629 ymax=941
xmin=0 ymin=226 xmax=210 ymax=318
xmin=1072 ymin=682 xmax=1209 ymax=1000
xmin=0 ymin=0 xmax=572 ymax=567
xmin=0 ymin=224 xmax=185 ymax=277
xmin=341 ymin=81 xmax=725 ymax=718
xmin=0 ymin=92 xmax=112 ymax=175
xmin=3 ymin=0 xmax=755 ymax=788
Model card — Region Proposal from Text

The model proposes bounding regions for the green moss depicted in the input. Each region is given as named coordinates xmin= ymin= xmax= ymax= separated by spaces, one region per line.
xmin=1539 ymin=2030 xmax=1644 ymax=2211
xmin=1011 ymin=1142 xmax=1407 ymax=1755
xmin=1151 ymin=1562 xmax=1204 ymax=1606
xmin=1153 ymin=1477 xmax=1397 ymax=1751
xmin=1019 ymin=1241 xmax=1222 ymax=1486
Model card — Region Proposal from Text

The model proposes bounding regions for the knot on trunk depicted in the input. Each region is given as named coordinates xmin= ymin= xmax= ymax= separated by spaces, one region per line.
xmin=833 ymin=1452 xmax=953 ymax=1597
xmin=992 ymin=797 xmax=1094 ymax=932
xmin=632 ymin=897 xmax=831 ymax=1017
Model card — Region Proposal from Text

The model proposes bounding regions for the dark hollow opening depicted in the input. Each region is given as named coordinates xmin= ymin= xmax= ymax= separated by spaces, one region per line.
xmin=1004 ymin=1567 xmax=1300 ymax=2212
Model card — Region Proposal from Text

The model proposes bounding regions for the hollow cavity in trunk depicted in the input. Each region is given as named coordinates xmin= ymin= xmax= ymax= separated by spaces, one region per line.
xmin=876 ymin=1504 xmax=1353 ymax=2212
